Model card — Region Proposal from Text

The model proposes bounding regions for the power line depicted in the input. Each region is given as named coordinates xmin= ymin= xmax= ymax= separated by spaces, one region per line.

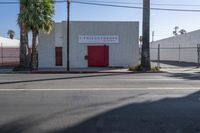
xmin=71 ymin=1 xmax=200 ymax=12
xmin=72 ymin=0 xmax=141 ymax=5
xmin=2 ymin=0 xmax=200 ymax=13
xmin=74 ymin=0 xmax=200 ymax=7
xmin=3 ymin=0 xmax=200 ymax=7
xmin=150 ymin=3 xmax=200 ymax=7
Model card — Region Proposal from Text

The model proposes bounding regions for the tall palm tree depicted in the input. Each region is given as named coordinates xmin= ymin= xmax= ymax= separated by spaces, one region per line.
xmin=19 ymin=0 xmax=29 ymax=70
xmin=141 ymin=0 xmax=151 ymax=71
xmin=7 ymin=30 xmax=15 ymax=39
xmin=18 ymin=0 xmax=54 ymax=70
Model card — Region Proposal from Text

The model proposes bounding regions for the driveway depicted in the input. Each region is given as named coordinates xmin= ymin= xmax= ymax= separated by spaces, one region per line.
xmin=151 ymin=60 xmax=200 ymax=73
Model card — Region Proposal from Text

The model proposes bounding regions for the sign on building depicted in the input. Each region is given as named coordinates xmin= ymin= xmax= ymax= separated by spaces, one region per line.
xmin=78 ymin=35 xmax=119 ymax=44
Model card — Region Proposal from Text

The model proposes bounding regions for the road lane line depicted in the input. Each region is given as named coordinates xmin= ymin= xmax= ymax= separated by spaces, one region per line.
xmin=0 ymin=88 xmax=200 ymax=91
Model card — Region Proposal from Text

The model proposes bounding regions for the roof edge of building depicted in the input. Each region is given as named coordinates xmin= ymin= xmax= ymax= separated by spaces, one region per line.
xmin=55 ymin=20 xmax=139 ymax=24
xmin=153 ymin=29 xmax=200 ymax=43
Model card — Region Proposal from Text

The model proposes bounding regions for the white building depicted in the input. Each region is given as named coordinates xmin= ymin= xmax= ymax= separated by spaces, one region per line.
xmin=151 ymin=29 xmax=200 ymax=63
xmin=0 ymin=36 xmax=19 ymax=48
xmin=38 ymin=21 xmax=139 ymax=69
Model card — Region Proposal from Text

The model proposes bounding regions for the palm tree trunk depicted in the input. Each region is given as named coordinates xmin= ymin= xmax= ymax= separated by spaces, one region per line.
xmin=141 ymin=0 xmax=151 ymax=71
xmin=31 ymin=29 xmax=38 ymax=70
xmin=20 ymin=3 xmax=29 ymax=70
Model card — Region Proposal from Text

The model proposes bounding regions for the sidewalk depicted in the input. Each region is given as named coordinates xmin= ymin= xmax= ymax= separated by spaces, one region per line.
xmin=2 ymin=62 xmax=199 ymax=74
xmin=151 ymin=61 xmax=200 ymax=73
xmin=32 ymin=67 xmax=132 ymax=74
xmin=161 ymin=67 xmax=200 ymax=74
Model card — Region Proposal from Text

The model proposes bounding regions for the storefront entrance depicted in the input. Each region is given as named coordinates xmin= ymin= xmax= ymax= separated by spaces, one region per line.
xmin=88 ymin=45 xmax=109 ymax=67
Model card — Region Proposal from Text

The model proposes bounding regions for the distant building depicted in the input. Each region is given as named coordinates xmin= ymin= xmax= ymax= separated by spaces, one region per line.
xmin=0 ymin=36 xmax=20 ymax=66
xmin=151 ymin=29 xmax=200 ymax=63
xmin=38 ymin=21 xmax=139 ymax=69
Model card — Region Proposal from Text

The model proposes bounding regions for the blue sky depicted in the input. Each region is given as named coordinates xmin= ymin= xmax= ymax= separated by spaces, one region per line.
xmin=1 ymin=0 xmax=200 ymax=41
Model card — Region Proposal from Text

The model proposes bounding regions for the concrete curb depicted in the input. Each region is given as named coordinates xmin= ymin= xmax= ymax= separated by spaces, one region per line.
xmin=30 ymin=71 xmax=133 ymax=74
xmin=0 ymin=70 xmax=165 ymax=74
xmin=30 ymin=70 xmax=165 ymax=74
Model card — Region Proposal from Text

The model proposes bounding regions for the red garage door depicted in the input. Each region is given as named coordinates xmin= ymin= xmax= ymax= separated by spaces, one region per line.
xmin=88 ymin=45 xmax=109 ymax=67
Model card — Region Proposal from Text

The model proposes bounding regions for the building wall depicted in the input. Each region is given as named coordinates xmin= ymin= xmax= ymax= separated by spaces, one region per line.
xmin=151 ymin=30 xmax=200 ymax=63
xmin=38 ymin=26 xmax=55 ymax=68
xmin=38 ymin=21 xmax=139 ymax=68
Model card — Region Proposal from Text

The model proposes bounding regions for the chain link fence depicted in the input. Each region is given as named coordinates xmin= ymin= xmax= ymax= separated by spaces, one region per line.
xmin=0 ymin=43 xmax=19 ymax=67
xmin=150 ymin=44 xmax=200 ymax=68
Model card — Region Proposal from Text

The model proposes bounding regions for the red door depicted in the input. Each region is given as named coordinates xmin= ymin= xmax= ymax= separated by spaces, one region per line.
xmin=55 ymin=47 xmax=63 ymax=66
xmin=88 ymin=46 xmax=109 ymax=67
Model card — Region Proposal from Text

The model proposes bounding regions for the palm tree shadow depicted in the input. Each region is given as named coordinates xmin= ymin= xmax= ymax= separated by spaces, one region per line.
xmin=50 ymin=91 xmax=200 ymax=133
xmin=168 ymin=73 xmax=200 ymax=80
xmin=151 ymin=60 xmax=197 ymax=68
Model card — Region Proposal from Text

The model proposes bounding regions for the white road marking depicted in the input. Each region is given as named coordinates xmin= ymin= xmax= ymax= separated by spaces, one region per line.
xmin=147 ymin=87 xmax=200 ymax=90
xmin=0 ymin=88 xmax=199 ymax=91
xmin=125 ymin=78 xmax=185 ymax=81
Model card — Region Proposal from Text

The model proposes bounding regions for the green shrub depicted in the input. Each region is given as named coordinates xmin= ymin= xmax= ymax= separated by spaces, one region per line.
xmin=129 ymin=65 xmax=160 ymax=72
xmin=129 ymin=64 xmax=142 ymax=71
xmin=151 ymin=66 xmax=160 ymax=72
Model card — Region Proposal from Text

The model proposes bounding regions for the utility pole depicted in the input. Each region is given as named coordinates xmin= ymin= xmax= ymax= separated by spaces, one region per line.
xmin=197 ymin=44 xmax=200 ymax=68
xmin=1 ymin=43 xmax=3 ymax=65
xmin=141 ymin=0 xmax=151 ymax=71
xmin=67 ymin=0 xmax=70 ymax=71
xmin=152 ymin=31 xmax=154 ymax=42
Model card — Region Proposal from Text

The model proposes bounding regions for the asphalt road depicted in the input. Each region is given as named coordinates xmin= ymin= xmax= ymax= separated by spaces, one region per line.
xmin=0 ymin=73 xmax=200 ymax=89
xmin=0 ymin=73 xmax=200 ymax=133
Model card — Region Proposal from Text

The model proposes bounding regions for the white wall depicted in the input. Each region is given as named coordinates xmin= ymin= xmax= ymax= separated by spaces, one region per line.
xmin=38 ymin=26 xmax=56 ymax=68
xmin=38 ymin=21 xmax=139 ymax=68
xmin=151 ymin=29 xmax=200 ymax=63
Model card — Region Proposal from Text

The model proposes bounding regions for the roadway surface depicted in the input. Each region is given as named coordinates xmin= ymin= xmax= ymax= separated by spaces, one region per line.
xmin=0 ymin=72 xmax=200 ymax=133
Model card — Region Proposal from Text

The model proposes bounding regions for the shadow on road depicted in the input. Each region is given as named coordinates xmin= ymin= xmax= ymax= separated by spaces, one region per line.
xmin=1 ymin=91 xmax=200 ymax=133
xmin=50 ymin=91 xmax=200 ymax=133
xmin=0 ymin=73 xmax=130 ymax=85
xmin=168 ymin=73 xmax=200 ymax=80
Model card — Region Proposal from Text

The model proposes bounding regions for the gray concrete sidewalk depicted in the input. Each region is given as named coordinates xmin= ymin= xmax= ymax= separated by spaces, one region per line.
xmin=161 ymin=67 xmax=200 ymax=73
xmin=1 ymin=61 xmax=200 ymax=74
xmin=35 ymin=67 xmax=131 ymax=73
xmin=151 ymin=61 xmax=200 ymax=73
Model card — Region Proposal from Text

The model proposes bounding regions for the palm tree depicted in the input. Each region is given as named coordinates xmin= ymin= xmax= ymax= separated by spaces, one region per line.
xmin=179 ymin=29 xmax=187 ymax=35
xmin=173 ymin=26 xmax=179 ymax=36
xmin=18 ymin=0 xmax=54 ymax=70
xmin=19 ymin=0 xmax=29 ymax=70
xmin=7 ymin=30 xmax=15 ymax=39
xmin=141 ymin=0 xmax=151 ymax=71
